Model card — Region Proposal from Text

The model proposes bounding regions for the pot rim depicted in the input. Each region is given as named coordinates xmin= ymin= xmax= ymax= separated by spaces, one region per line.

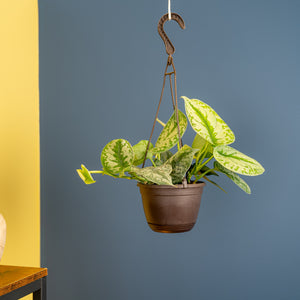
xmin=137 ymin=182 xmax=206 ymax=189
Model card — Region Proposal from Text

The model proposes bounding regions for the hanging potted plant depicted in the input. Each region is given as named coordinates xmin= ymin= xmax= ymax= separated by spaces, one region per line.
xmin=77 ymin=13 xmax=264 ymax=233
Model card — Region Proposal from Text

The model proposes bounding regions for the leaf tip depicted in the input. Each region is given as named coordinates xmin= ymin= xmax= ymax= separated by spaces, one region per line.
xmin=181 ymin=96 xmax=189 ymax=101
xmin=77 ymin=165 xmax=96 ymax=185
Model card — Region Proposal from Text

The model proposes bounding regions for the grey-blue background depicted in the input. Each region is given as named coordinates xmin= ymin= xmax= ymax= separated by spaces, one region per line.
xmin=39 ymin=0 xmax=300 ymax=299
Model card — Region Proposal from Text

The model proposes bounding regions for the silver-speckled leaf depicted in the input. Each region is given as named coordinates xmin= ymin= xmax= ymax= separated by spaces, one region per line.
xmin=152 ymin=110 xmax=187 ymax=154
xmin=154 ymin=150 xmax=173 ymax=166
xmin=130 ymin=164 xmax=173 ymax=185
xmin=101 ymin=139 xmax=134 ymax=175
xmin=214 ymin=161 xmax=251 ymax=194
xmin=182 ymin=96 xmax=235 ymax=146
xmin=160 ymin=151 xmax=173 ymax=162
xmin=213 ymin=145 xmax=265 ymax=176
xmin=133 ymin=140 xmax=153 ymax=166
xmin=165 ymin=145 xmax=196 ymax=184
xmin=77 ymin=164 xmax=96 ymax=185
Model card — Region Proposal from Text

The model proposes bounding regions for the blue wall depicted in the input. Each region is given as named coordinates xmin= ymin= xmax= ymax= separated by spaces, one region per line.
xmin=39 ymin=0 xmax=300 ymax=299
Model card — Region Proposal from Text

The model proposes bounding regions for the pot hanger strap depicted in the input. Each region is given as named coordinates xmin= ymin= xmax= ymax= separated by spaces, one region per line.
xmin=142 ymin=13 xmax=186 ymax=172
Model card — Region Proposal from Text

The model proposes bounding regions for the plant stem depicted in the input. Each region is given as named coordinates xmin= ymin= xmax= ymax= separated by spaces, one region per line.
xmin=150 ymin=158 xmax=157 ymax=167
xmin=189 ymin=145 xmax=207 ymax=178
xmin=192 ymin=178 xmax=198 ymax=184
xmin=195 ymin=150 xmax=202 ymax=163
xmin=187 ymin=172 xmax=192 ymax=184
xmin=203 ymin=176 xmax=227 ymax=193
xmin=90 ymin=170 xmax=103 ymax=174
xmin=198 ymin=144 xmax=208 ymax=165
xmin=190 ymin=153 xmax=202 ymax=177
xmin=197 ymin=168 xmax=216 ymax=180
xmin=120 ymin=175 xmax=134 ymax=180
xmin=196 ymin=155 xmax=214 ymax=173
xmin=156 ymin=118 xmax=166 ymax=127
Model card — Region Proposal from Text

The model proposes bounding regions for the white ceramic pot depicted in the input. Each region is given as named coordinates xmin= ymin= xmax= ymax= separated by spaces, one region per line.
xmin=0 ymin=214 xmax=6 ymax=261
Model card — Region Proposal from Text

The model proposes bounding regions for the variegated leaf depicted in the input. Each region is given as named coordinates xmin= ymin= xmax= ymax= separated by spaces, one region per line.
xmin=154 ymin=150 xmax=173 ymax=166
xmin=214 ymin=161 xmax=251 ymax=194
xmin=213 ymin=145 xmax=265 ymax=176
xmin=101 ymin=139 xmax=134 ymax=175
xmin=161 ymin=151 xmax=173 ymax=161
xmin=77 ymin=165 xmax=96 ymax=185
xmin=152 ymin=110 xmax=187 ymax=153
xmin=133 ymin=140 xmax=153 ymax=166
xmin=130 ymin=164 xmax=173 ymax=185
xmin=165 ymin=145 xmax=196 ymax=184
xmin=182 ymin=96 xmax=235 ymax=146
xmin=192 ymin=134 xmax=214 ymax=157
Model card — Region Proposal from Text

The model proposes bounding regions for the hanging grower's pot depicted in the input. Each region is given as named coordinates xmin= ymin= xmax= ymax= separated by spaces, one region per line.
xmin=77 ymin=12 xmax=265 ymax=233
xmin=138 ymin=182 xmax=205 ymax=233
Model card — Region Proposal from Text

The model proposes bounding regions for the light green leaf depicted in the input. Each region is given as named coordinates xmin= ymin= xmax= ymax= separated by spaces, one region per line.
xmin=77 ymin=165 xmax=96 ymax=185
xmin=165 ymin=145 xmax=196 ymax=184
xmin=152 ymin=110 xmax=188 ymax=153
xmin=182 ymin=96 xmax=235 ymax=146
xmin=192 ymin=134 xmax=214 ymax=157
xmin=133 ymin=140 xmax=153 ymax=166
xmin=214 ymin=161 xmax=251 ymax=194
xmin=101 ymin=139 xmax=134 ymax=175
xmin=213 ymin=145 xmax=265 ymax=176
xmin=130 ymin=164 xmax=173 ymax=186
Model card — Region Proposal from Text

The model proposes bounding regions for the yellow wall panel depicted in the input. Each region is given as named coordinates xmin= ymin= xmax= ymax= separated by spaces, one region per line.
xmin=0 ymin=0 xmax=40 ymax=281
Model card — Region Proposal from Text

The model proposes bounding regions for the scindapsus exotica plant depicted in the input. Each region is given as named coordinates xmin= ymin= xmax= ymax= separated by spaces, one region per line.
xmin=77 ymin=96 xmax=264 ymax=194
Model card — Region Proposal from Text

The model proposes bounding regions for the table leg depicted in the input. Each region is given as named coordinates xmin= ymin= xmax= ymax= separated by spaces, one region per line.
xmin=33 ymin=277 xmax=47 ymax=300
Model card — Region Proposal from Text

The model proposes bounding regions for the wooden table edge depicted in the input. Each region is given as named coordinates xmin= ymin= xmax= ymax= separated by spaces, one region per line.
xmin=0 ymin=267 xmax=48 ymax=296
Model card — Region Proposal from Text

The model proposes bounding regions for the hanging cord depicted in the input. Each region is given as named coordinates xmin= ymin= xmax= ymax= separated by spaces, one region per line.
xmin=142 ymin=55 xmax=183 ymax=168
xmin=142 ymin=12 xmax=186 ymax=186
xmin=170 ymin=57 xmax=182 ymax=148
xmin=168 ymin=71 xmax=175 ymax=110
xmin=142 ymin=61 xmax=169 ymax=168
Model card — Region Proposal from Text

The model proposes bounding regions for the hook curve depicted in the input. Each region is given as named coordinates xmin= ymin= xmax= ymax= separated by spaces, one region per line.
xmin=158 ymin=13 xmax=185 ymax=56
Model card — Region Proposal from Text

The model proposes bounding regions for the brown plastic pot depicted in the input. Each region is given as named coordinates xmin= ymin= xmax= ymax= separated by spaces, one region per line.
xmin=137 ymin=182 xmax=205 ymax=233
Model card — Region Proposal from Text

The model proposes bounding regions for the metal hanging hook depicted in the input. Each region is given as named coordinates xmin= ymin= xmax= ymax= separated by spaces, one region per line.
xmin=158 ymin=13 xmax=185 ymax=56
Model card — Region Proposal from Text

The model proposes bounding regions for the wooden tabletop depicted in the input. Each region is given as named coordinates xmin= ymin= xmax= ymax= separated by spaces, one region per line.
xmin=0 ymin=265 xmax=48 ymax=296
